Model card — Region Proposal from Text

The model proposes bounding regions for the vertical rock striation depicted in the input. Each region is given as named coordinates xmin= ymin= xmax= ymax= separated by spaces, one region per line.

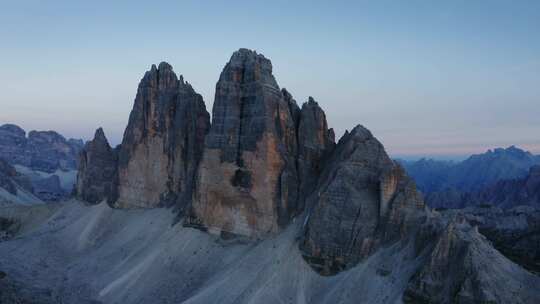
xmin=300 ymin=125 xmax=425 ymax=275
xmin=76 ymin=128 xmax=118 ymax=204
xmin=296 ymin=97 xmax=335 ymax=210
xmin=115 ymin=63 xmax=210 ymax=209
xmin=189 ymin=49 xmax=301 ymax=237
xmin=404 ymin=217 xmax=540 ymax=304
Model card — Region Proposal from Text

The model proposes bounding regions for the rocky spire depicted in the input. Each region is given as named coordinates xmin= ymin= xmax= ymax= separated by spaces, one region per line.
xmin=115 ymin=62 xmax=210 ymax=209
xmin=299 ymin=124 xmax=425 ymax=275
xmin=296 ymin=96 xmax=335 ymax=210
xmin=188 ymin=49 xmax=300 ymax=237
xmin=75 ymin=128 xmax=118 ymax=204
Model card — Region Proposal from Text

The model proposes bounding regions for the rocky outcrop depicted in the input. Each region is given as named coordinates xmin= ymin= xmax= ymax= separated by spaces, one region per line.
xmin=0 ymin=158 xmax=39 ymax=205
xmin=0 ymin=125 xmax=29 ymax=169
xmin=443 ymin=205 xmax=540 ymax=274
xmin=300 ymin=125 xmax=425 ymax=275
xmin=76 ymin=128 xmax=118 ymax=204
xmin=0 ymin=124 xmax=83 ymax=173
xmin=296 ymin=97 xmax=335 ymax=211
xmin=115 ymin=63 xmax=210 ymax=209
xmin=32 ymin=175 xmax=65 ymax=201
xmin=0 ymin=158 xmax=32 ymax=196
xmin=404 ymin=217 xmax=540 ymax=304
xmin=189 ymin=49 xmax=302 ymax=237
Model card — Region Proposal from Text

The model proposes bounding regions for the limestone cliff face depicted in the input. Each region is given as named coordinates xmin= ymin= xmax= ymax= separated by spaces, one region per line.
xmin=300 ymin=125 xmax=425 ymax=275
xmin=115 ymin=63 xmax=210 ymax=209
xmin=296 ymin=97 xmax=335 ymax=210
xmin=76 ymin=128 xmax=118 ymax=204
xmin=189 ymin=49 xmax=301 ymax=237
xmin=404 ymin=216 xmax=540 ymax=304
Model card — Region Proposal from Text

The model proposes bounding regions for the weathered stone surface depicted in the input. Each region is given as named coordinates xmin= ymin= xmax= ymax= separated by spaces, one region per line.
xmin=76 ymin=128 xmax=118 ymax=204
xmin=0 ymin=124 xmax=83 ymax=174
xmin=32 ymin=175 xmax=64 ymax=202
xmin=189 ymin=49 xmax=300 ymax=237
xmin=443 ymin=205 xmax=540 ymax=274
xmin=404 ymin=217 xmax=540 ymax=304
xmin=296 ymin=97 xmax=335 ymax=211
xmin=0 ymin=159 xmax=22 ymax=195
xmin=115 ymin=63 xmax=210 ymax=209
xmin=0 ymin=158 xmax=33 ymax=196
xmin=0 ymin=159 xmax=19 ymax=196
xmin=300 ymin=125 xmax=425 ymax=275
xmin=0 ymin=124 xmax=28 ymax=169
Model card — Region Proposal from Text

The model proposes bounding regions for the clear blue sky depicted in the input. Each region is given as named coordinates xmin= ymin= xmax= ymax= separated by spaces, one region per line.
xmin=1 ymin=0 xmax=539 ymax=159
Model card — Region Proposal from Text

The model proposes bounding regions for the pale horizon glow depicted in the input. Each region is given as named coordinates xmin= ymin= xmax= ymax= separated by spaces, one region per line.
xmin=1 ymin=1 xmax=539 ymax=159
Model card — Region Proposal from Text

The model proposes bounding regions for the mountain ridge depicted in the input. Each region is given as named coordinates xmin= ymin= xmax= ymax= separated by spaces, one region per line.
xmin=0 ymin=49 xmax=538 ymax=303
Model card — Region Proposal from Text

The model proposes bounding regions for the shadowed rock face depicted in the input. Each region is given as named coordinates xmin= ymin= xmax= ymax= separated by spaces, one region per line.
xmin=300 ymin=125 xmax=425 ymax=275
xmin=404 ymin=216 xmax=540 ymax=304
xmin=0 ymin=158 xmax=33 ymax=196
xmin=443 ymin=205 xmax=540 ymax=274
xmin=296 ymin=97 xmax=335 ymax=212
xmin=0 ymin=158 xmax=20 ymax=195
xmin=189 ymin=49 xmax=301 ymax=237
xmin=115 ymin=63 xmax=210 ymax=209
xmin=32 ymin=175 xmax=64 ymax=202
xmin=76 ymin=128 xmax=118 ymax=204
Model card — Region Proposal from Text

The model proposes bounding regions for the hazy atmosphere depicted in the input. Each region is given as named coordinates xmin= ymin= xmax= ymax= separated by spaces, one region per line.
xmin=1 ymin=0 xmax=539 ymax=158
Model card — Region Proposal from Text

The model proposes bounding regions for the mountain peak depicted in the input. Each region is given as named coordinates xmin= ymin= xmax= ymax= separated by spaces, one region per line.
xmin=219 ymin=48 xmax=277 ymax=88
xmin=0 ymin=124 xmax=25 ymax=137
xmin=92 ymin=127 xmax=109 ymax=146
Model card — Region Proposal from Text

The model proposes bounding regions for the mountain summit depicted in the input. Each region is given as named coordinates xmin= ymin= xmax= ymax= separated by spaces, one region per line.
xmin=2 ymin=49 xmax=534 ymax=303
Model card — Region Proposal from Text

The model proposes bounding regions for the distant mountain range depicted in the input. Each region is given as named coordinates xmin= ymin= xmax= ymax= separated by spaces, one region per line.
xmin=399 ymin=146 xmax=540 ymax=209
xmin=0 ymin=124 xmax=83 ymax=203
xmin=0 ymin=124 xmax=83 ymax=173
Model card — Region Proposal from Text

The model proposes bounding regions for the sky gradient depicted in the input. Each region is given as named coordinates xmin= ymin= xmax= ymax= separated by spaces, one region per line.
xmin=1 ymin=0 xmax=539 ymax=159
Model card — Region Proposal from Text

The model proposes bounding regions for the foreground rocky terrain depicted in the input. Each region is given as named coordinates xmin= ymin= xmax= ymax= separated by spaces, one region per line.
xmin=1 ymin=201 xmax=538 ymax=304
xmin=1 ymin=49 xmax=538 ymax=303
xmin=443 ymin=205 xmax=540 ymax=274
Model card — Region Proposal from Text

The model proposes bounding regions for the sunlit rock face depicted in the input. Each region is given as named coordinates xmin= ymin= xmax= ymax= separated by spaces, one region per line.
xmin=300 ymin=125 xmax=425 ymax=275
xmin=189 ymin=49 xmax=302 ymax=237
xmin=75 ymin=128 xmax=118 ymax=204
xmin=115 ymin=63 xmax=210 ymax=209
